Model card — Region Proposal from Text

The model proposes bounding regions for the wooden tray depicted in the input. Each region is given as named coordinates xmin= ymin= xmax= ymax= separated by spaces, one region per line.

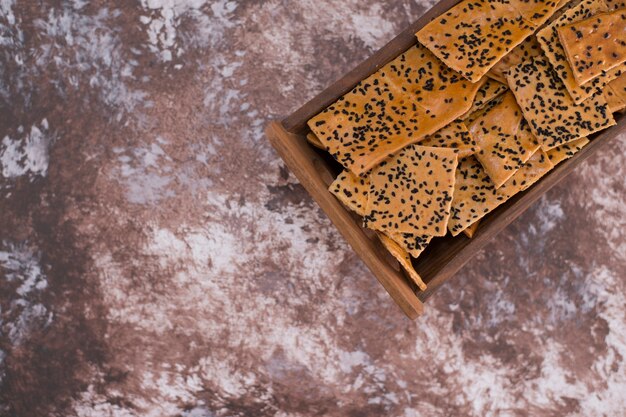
xmin=265 ymin=0 xmax=626 ymax=319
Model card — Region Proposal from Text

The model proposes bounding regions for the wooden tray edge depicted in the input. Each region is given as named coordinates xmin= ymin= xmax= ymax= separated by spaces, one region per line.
xmin=265 ymin=121 xmax=424 ymax=319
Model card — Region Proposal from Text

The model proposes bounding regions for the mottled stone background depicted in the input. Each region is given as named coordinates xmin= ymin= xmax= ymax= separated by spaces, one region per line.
xmin=0 ymin=1 xmax=624 ymax=416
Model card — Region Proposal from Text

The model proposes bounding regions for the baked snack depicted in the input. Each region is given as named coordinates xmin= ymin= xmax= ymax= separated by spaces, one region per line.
xmin=419 ymin=121 xmax=478 ymax=159
xmin=363 ymin=145 xmax=458 ymax=237
xmin=507 ymin=56 xmax=615 ymax=149
xmin=604 ymin=72 xmax=626 ymax=112
xmin=557 ymin=8 xmax=626 ymax=85
xmin=308 ymin=44 xmax=482 ymax=176
xmin=468 ymin=92 xmax=540 ymax=188
xmin=416 ymin=0 xmax=562 ymax=82
xmin=536 ymin=0 xmax=624 ymax=104
xmin=448 ymin=150 xmax=554 ymax=236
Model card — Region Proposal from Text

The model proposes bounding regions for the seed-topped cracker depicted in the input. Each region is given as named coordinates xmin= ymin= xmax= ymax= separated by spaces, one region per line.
xmin=536 ymin=0 xmax=623 ymax=103
xmin=416 ymin=0 xmax=562 ymax=83
xmin=329 ymin=170 xmax=433 ymax=258
xmin=499 ymin=149 xmax=554 ymax=195
xmin=329 ymin=170 xmax=370 ymax=216
xmin=447 ymin=150 xmax=554 ymax=235
xmin=605 ymin=0 xmax=626 ymax=10
xmin=461 ymin=78 xmax=509 ymax=117
xmin=308 ymin=45 xmax=482 ymax=176
xmin=448 ymin=156 xmax=505 ymax=236
xmin=468 ymin=91 xmax=540 ymax=187
xmin=488 ymin=36 xmax=544 ymax=83
xmin=307 ymin=71 xmax=422 ymax=176
xmin=507 ymin=56 xmax=615 ymax=149
xmin=604 ymin=72 xmax=626 ymax=112
xmin=385 ymin=231 xmax=433 ymax=259
xmin=546 ymin=137 xmax=590 ymax=164
xmin=386 ymin=44 xmax=483 ymax=118
xmin=377 ymin=233 xmax=427 ymax=290
xmin=463 ymin=93 xmax=507 ymax=125
xmin=557 ymin=8 xmax=626 ymax=85
xmin=419 ymin=120 xmax=479 ymax=158
xmin=364 ymin=145 xmax=458 ymax=237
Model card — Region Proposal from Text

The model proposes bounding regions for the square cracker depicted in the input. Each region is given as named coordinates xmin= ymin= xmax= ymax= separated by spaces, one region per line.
xmin=329 ymin=170 xmax=432 ymax=258
xmin=507 ymin=56 xmax=615 ymax=149
xmin=364 ymin=145 xmax=458 ymax=237
xmin=416 ymin=0 xmax=562 ymax=82
xmin=308 ymin=71 xmax=423 ymax=176
xmin=419 ymin=120 xmax=479 ymax=159
xmin=329 ymin=170 xmax=370 ymax=216
xmin=468 ymin=91 xmax=540 ymax=187
xmin=308 ymin=44 xmax=482 ymax=176
xmin=546 ymin=137 xmax=589 ymax=164
xmin=447 ymin=150 xmax=554 ymax=236
xmin=557 ymin=8 xmax=626 ymax=85
xmin=536 ymin=0 xmax=624 ymax=103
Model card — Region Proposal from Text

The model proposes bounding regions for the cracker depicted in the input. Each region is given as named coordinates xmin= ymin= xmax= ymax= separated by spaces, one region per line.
xmin=536 ymin=0 xmax=623 ymax=103
xmin=378 ymin=233 xmax=427 ymax=291
xmin=448 ymin=150 xmax=554 ymax=236
xmin=385 ymin=231 xmax=433 ymax=259
xmin=604 ymin=72 xmax=626 ymax=112
xmin=488 ymin=36 xmax=544 ymax=84
xmin=308 ymin=71 xmax=422 ymax=176
xmin=507 ymin=56 xmax=615 ymax=149
xmin=329 ymin=170 xmax=433 ymax=257
xmin=605 ymin=0 xmax=626 ymax=10
xmin=462 ymin=78 xmax=509 ymax=117
xmin=500 ymin=149 xmax=554 ymax=194
xmin=557 ymin=8 xmax=626 ymax=85
xmin=386 ymin=44 xmax=482 ymax=118
xmin=463 ymin=93 xmax=506 ymax=125
xmin=468 ymin=91 xmax=541 ymax=187
xmin=545 ymin=137 xmax=590 ymax=164
xmin=364 ymin=145 xmax=458 ymax=237
xmin=416 ymin=0 xmax=562 ymax=82
xmin=328 ymin=170 xmax=370 ymax=216
xmin=419 ymin=120 xmax=479 ymax=158
xmin=308 ymin=45 xmax=482 ymax=175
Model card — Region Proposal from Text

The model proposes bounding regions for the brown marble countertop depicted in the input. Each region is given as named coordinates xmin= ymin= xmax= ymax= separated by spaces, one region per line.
xmin=1 ymin=1 xmax=625 ymax=416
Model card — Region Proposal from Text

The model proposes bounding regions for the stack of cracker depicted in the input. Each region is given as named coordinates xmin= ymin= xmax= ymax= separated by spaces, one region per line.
xmin=306 ymin=0 xmax=624 ymax=289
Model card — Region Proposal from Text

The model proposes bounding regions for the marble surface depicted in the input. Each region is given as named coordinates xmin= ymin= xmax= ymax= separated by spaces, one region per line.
xmin=0 ymin=1 xmax=625 ymax=416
